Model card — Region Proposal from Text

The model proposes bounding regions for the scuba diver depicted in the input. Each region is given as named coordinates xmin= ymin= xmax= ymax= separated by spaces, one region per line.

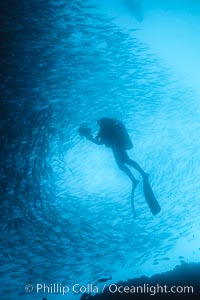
xmin=79 ymin=118 xmax=161 ymax=217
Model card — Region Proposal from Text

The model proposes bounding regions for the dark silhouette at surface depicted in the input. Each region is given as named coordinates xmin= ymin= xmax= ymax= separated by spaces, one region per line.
xmin=79 ymin=118 xmax=161 ymax=216
xmin=122 ymin=0 xmax=143 ymax=22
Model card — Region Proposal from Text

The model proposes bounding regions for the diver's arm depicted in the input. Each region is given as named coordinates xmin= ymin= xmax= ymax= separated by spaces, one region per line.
xmin=87 ymin=135 xmax=103 ymax=145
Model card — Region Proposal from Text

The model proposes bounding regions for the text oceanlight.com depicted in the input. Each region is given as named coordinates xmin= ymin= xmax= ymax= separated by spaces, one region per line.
xmin=108 ymin=283 xmax=194 ymax=295
xmin=24 ymin=283 xmax=194 ymax=296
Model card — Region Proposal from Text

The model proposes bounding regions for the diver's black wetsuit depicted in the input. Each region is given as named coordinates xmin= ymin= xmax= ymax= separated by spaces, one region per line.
xmin=82 ymin=118 xmax=160 ymax=216
xmin=112 ymin=146 xmax=146 ymax=184
xmin=88 ymin=118 xmax=146 ymax=184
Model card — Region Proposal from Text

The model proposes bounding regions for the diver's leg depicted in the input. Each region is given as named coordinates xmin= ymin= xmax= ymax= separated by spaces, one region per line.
xmin=112 ymin=148 xmax=139 ymax=187
xmin=122 ymin=151 xmax=148 ymax=178
xmin=118 ymin=164 xmax=139 ymax=185
xmin=126 ymin=159 xmax=147 ymax=177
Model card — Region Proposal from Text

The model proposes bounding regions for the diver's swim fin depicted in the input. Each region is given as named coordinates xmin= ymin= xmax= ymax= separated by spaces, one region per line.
xmin=143 ymin=177 xmax=161 ymax=215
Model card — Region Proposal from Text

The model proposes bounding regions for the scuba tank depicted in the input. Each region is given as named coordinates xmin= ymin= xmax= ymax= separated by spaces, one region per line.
xmin=115 ymin=120 xmax=133 ymax=150
xmin=97 ymin=118 xmax=133 ymax=150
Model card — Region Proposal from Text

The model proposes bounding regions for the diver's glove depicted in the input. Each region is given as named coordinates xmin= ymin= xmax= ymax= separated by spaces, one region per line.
xmin=78 ymin=124 xmax=91 ymax=138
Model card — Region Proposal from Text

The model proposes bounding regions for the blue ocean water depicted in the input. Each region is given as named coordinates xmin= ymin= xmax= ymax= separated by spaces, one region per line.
xmin=1 ymin=1 xmax=200 ymax=300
